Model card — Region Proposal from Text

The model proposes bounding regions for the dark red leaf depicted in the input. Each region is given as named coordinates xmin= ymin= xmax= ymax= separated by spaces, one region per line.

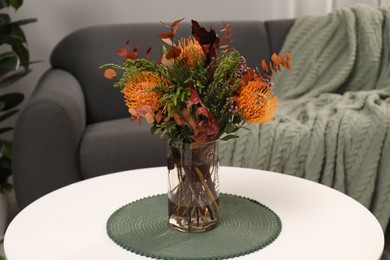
xmin=117 ymin=40 xmax=130 ymax=57
xmin=172 ymin=25 xmax=179 ymax=36
xmin=191 ymin=20 xmax=220 ymax=64
xmin=196 ymin=107 xmax=208 ymax=117
xmin=166 ymin=47 xmax=181 ymax=59
xmin=146 ymin=47 xmax=152 ymax=59
xmin=171 ymin=18 xmax=185 ymax=27
xmin=186 ymin=87 xmax=201 ymax=107
xmin=220 ymin=35 xmax=230 ymax=43
xmin=116 ymin=48 xmax=128 ymax=57
xmin=206 ymin=116 xmax=219 ymax=137
xmin=126 ymin=52 xmax=137 ymax=60
xmin=159 ymin=32 xmax=175 ymax=39
xmin=191 ymin=20 xmax=214 ymax=45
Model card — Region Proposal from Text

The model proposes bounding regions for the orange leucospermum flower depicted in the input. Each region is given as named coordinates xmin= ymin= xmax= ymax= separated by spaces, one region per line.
xmin=177 ymin=37 xmax=204 ymax=67
xmin=122 ymin=71 xmax=167 ymax=123
xmin=236 ymin=79 xmax=278 ymax=124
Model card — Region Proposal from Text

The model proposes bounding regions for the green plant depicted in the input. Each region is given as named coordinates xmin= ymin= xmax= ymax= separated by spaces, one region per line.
xmin=0 ymin=0 xmax=37 ymax=194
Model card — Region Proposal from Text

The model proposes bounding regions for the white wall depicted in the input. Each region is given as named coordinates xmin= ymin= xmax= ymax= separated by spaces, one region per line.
xmin=1 ymin=0 xmax=387 ymax=139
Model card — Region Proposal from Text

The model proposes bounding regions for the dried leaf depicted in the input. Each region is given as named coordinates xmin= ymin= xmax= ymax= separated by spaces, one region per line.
xmin=196 ymin=106 xmax=208 ymax=117
xmin=116 ymin=41 xmax=138 ymax=60
xmin=171 ymin=18 xmax=185 ymax=27
xmin=160 ymin=21 xmax=170 ymax=29
xmin=145 ymin=111 xmax=154 ymax=124
xmin=156 ymin=110 xmax=163 ymax=123
xmin=191 ymin=20 xmax=220 ymax=63
xmin=159 ymin=32 xmax=175 ymax=39
xmin=104 ymin=69 xmax=117 ymax=79
xmin=161 ymin=38 xmax=174 ymax=46
xmin=285 ymin=51 xmax=291 ymax=60
xmin=219 ymin=21 xmax=234 ymax=52
xmin=186 ymin=87 xmax=201 ymax=107
xmin=146 ymin=47 xmax=152 ymax=59
xmin=271 ymin=53 xmax=279 ymax=65
xmin=172 ymin=25 xmax=179 ymax=36
xmin=220 ymin=35 xmax=230 ymax=43
xmin=261 ymin=59 xmax=269 ymax=72
xmin=126 ymin=52 xmax=137 ymax=60
xmin=166 ymin=47 xmax=181 ymax=59
xmin=116 ymin=48 xmax=127 ymax=57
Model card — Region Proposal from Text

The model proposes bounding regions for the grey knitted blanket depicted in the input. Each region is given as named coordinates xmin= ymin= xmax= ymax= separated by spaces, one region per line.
xmin=220 ymin=5 xmax=390 ymax=230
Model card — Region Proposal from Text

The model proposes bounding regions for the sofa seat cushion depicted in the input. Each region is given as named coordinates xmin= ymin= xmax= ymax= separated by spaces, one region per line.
xmin=79 ymin=118 xmax=167 ymax=179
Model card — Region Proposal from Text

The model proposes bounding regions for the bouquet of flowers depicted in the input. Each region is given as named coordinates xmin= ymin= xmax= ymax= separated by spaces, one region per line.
xmin=102 ymin=18 xmax=290 ymax=146
xmin=101 ymin=19 xmax=290 ymax=232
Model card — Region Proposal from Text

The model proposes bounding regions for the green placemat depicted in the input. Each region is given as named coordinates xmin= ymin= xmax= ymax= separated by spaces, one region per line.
xmin=107 ymin=193 xmax=282 ymax=260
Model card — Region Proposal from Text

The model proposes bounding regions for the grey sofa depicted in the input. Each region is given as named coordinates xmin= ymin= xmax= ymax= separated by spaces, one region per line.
xmin=12 ymin=19 xmax=294 ymax=208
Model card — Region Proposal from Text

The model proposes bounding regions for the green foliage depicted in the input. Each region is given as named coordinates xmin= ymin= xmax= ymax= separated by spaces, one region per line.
xmin=202 ymin=50 xmax=240 ymax=120
xmin=149 ymin=51 xmax=244 ymax=145
xmin=0 ymin=0 xmax=36 ymax=194
xmin=0 ymin=139 xmax=12 ymax=193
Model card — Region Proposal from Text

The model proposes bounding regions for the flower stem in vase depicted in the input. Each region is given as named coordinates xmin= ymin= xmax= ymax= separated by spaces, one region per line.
xmin=167 ymin=141 xmax=219 ymax=232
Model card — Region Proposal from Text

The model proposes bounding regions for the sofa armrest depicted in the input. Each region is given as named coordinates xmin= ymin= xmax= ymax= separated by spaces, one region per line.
xmin=12 ymin=69 xmax=86 ymax=208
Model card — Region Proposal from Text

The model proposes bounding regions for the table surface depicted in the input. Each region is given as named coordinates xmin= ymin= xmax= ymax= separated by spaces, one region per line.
xmin=4 ymin=167 xmax=385 ymax=260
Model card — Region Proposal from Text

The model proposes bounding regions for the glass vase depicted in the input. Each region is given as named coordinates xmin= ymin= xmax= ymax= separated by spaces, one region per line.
xmin=167 ymin=140 xmax=220 ymax=232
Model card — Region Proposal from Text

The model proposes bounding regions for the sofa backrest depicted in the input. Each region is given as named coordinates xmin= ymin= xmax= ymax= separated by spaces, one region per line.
xmin=50 ymin=20 xmax=294 ymax=124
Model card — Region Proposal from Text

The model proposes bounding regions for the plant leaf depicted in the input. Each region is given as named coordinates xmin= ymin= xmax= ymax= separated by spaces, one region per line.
xmin=161 ymin=37 xmax=174 ymax=47
xmin=116 ymin=48 xmax=127 ymax=56
xmin=0 ymin=55 xmax=18 ymax=76
xmin=171 ymin=18 xmax=184 ymax=27
xmin=9 ymin=0 xmax=23 ymax=10
xmin=159 ymin=31 xmax=175 ymax=39
xmin=0 ymin=13 xmax=11 ymax=25
xmin=191 ymin=20 xmax=220 ymax=63
xmin=0 ymin=68 xmax=31 ymax=88
xmin=0 ymin=127 xmax=12 ymax=134
xmin=261 ymin=59 xmax=269 ymax=72
xmin=166 ymin=47 xmax=181 ymax=60
xmin=0 ymin=93 xmax=24 ymax=111
xmin=104 ymin=69 xmax=117 ymax=79
xmin=0 ymin=139 xmax=12 ymax=158
xmin=220 ymin=134 xmax=239 ymax=141
xmin=0 ymin=109 xmax=19 ymax=121
xmin=12 ymin=42 xmax=29 ymax=69
xmin=0 ymin=52 xmax=15 ymax=60
xmin=0 ymin=34 xmax=24 ymax=45
xmin=9 ymin=18 xmax=37 ymax=26
xmin=10 ymin=24 xmax=26 ymax=42
xmin=271 ymin=53 xmax=279 ymax=65
xmin=146 ymin=47 xmax=152 ymax=59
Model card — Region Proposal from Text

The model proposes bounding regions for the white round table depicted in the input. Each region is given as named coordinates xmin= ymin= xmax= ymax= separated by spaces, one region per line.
xmin=4 ymin=167 xmax=384 ymax=260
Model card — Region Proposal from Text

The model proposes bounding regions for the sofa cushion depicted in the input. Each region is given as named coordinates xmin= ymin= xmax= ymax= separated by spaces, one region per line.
xmin=79 ymin=118 xmax=167 ymax=179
